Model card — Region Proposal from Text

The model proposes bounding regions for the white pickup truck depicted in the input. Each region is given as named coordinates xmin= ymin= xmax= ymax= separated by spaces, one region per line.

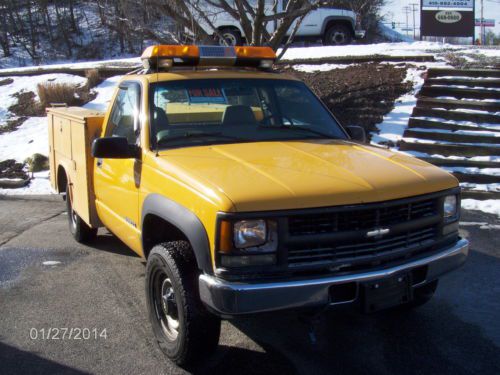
xmin=198 ymin=1 xmax=366 ymax=46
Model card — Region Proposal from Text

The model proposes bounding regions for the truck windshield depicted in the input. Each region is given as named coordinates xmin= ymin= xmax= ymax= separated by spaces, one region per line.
xmin=149 ymin=78 xmax=347 ymax=149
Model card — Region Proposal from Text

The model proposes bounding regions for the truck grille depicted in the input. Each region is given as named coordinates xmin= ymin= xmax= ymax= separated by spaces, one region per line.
xmin=285 ymin=197 xmax=440 ymax=271
xmin=289 ymin=198 xmax=437 ymax=236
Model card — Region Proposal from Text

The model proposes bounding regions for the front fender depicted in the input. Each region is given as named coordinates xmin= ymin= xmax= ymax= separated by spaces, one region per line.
xmin=321 ymin=16 xmax=355 ymax=35
xmin=141 ymin=194 xmax=213 ymax=274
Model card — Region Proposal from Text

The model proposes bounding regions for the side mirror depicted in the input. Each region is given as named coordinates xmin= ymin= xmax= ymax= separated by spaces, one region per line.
xmin=91 ymin=137 xmax=140 ymax=159
xmin=345 ymin=126 xmax=366 ymax=143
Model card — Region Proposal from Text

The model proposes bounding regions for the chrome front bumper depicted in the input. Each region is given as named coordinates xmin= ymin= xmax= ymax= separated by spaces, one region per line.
xmin=199 ymin=239 xmax=469 ymax=316
xmin=355 ymin=29 xmax=366 ymax=39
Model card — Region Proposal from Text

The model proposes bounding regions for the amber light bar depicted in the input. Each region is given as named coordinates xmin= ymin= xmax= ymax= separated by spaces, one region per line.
xmin=141 ymin=45 xmax=276 ymax=70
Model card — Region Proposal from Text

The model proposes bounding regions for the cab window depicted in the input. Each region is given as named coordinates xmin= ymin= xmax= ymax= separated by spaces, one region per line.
xmin=107 ymin=83 xmax=141 ymax=144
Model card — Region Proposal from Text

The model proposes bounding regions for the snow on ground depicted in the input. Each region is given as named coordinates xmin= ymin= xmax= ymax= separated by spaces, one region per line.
xmin=0 ymin=73 xmax=87 ymax=126
xmin=280 ymin=42 xmax=500 ymax=61
xmin=370 ymin=67 xmax=429 ymax=145
xmin=83 ymin=75 xmax=122 ymax=112
xmin=412 ymin=116 xmax=500 ymax=130
xmin=400 ymin=137 xmax=500 ymax=147
xmin=462 ymin=199 xmax=500 ymax=218
xmin=292 ymin=64 xmax=356 ymax=73
xmin=0 ymin=170 xmax=52 ymax=195
xmin=410 ymin=127 xmax=500 ymax=137
xmin=0 ymin=57 xmax=140 ymax=74
xmin=443 ymin=167 xmax=500 ymax=176
xmin=0 ymin=73 xmax=122 ymax=195
xmin=0 ymin=117 xmax=48 ymax=161
xmin=400 ymin=150 xmax=500 ymax=163
xmin=461 ymin=182 xmax=500 ymax=192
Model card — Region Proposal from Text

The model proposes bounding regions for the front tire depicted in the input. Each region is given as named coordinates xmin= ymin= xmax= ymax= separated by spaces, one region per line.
xmin=66 ymin=182 xmax=97 ymax=243
xmin=323 ymin=24 xmax=353 ymax=45
xmin=217 ymin=28 xmax=242 ymax=46
xmin=146 ymin=241 xmax=221 ymax=366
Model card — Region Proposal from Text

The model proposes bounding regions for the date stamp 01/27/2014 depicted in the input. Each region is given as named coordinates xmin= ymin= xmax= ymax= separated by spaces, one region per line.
xmin=29 ymin=327 xmax=108 ymax=340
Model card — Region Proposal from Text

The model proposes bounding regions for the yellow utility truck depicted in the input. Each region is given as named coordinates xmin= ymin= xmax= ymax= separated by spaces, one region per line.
xmin=48 ymin=45 xmax=469 ymax=366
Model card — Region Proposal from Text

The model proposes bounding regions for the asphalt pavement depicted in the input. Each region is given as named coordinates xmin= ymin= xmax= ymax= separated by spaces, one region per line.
xmin=0 ymin=195 xmax=499 ymax=375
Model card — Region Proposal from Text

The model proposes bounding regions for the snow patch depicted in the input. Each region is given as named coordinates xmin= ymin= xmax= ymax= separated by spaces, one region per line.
xmin=462 ymin=199 xmax=500 ymax=217
xmin=0 ymin=117 xmax=48 ymax=161
xmin=293 ymin=64 xmax=355 ymax=72
xmin=83 ymin=75 xmax=122 ymax=112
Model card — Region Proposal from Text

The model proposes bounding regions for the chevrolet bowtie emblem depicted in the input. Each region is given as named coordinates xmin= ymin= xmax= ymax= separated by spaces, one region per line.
xmin=366 ymin=228 xmax=390 ymax=238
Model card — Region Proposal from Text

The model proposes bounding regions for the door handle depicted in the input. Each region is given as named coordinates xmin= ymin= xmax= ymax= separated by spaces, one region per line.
xmin=97 ymin=158 xmax=103 ymax=168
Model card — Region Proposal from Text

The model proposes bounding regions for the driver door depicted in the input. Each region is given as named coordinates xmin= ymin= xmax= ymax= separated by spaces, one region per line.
xmin=94 ymin=82 xmax=142 ymax=251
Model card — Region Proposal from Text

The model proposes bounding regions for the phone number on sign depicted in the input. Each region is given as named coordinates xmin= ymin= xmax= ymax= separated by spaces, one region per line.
xmin=30 ymin=327 xmax=108 ymax=340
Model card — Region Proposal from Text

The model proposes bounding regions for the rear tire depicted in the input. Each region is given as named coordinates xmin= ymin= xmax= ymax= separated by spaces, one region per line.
xmin=217 ymin=28 xmax=242 ymax=46
xmin=145 ymin=241 xmax=221 ymax=366
xmin=323 ymin=24 xmax=352 ymax=45
xmin=66 ymin=182 xmax=97 ymax=243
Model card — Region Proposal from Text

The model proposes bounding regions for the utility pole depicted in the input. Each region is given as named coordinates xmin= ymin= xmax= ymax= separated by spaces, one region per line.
xmin=403 ymin=6 xmax=411 ymax=36
xmin=481 ymin=0 xmax=485 ymax=44
xmin=410 ymin=3 xmax=419 ymax=40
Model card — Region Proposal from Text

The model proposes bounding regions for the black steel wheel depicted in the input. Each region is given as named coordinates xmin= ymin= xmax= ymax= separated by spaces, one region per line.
xmin=66 ymin=182 xmax=97 ymax=243
xmin=145 ymin=241 xmax=221 ymax=366
xmin=324 ymin=24 xmax=353 ymax=45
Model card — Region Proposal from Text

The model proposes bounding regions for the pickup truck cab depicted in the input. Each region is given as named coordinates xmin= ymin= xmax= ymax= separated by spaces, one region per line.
xmin=48 ymin=45 xmax=468 ymax=366
xmin=197 ymin=1 xmax=366 ymax=46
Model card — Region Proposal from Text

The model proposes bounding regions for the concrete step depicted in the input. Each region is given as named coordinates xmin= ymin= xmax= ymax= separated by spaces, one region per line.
xmin=408 ymin=118 xmax=500 ymax=132
xmin=454 ymin=172 xmax=500 ymax=184
xmin=426 ymin=68 xmax=500 ymax=79
xmin=416 ymin=97 xmax=500 ymax=112
xmin=418 ymin=157 xmax=500 ymax=169
xmin=412 ymin=107 xmax=500 ymax=124
xmin=461 ymin=189 xmax=500 ymax=200
xmin=399 ymin=141 xmax=500 ymax=157
xmin=404 ymin=129 xmax=500 ymax=144
xmin=425 ymin=77 xmax=500 ymax=89
xmin=418 ymin=86 xmax=500 ymax=100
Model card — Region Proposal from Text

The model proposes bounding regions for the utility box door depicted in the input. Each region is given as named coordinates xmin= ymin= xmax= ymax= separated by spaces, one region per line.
xmin=47 ymin=107 xmax=104 ymax=227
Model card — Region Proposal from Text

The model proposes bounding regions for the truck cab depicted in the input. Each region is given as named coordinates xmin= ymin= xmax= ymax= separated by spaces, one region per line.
xmin=197 ymin=0 xmax=366 ymax=46
xmin=48 ymin=45 xmax=468 ymax=367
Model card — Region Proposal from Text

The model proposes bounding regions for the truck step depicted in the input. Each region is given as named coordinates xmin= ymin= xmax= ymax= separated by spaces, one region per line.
xmin=399 ymin=141 xmax=500 ymax=157
xmin=416 ymin=97 xmax=500 ymax=112
xmin=411 ymin=107 xmax=500 ymax=124
xmin=403 ymin=129 xmax=500 ymax=145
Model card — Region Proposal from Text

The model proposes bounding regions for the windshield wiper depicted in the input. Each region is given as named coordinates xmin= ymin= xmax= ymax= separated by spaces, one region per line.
xmin=258 ymin=125 xmax=337 ymax=139
xmin=157 ymin=132 xmax=245 ymax=146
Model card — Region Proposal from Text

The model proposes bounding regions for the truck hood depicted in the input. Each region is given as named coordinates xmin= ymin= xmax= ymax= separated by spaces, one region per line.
xmin=157 ymin=140 xmax=458 ymax=212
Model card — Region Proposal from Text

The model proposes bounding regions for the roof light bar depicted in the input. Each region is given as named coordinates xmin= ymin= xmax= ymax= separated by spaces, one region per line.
xmin=141 ymin=45 xmax=276 ymax=70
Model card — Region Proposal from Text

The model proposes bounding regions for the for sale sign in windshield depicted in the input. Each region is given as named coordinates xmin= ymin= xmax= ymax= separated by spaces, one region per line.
xmin=422 ymin=0 xmax=473 ymax=9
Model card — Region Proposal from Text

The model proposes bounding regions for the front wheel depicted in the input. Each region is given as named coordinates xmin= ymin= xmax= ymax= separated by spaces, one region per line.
xmin=323 ymin=24 xmax=353 ymax=45
xmin=66 ymin=182 xmax=97 ymax=243
xmin=146 ymin=241 xmax=221 ymax=366
xmin=217 ymin=28 xmax=242 ymax=46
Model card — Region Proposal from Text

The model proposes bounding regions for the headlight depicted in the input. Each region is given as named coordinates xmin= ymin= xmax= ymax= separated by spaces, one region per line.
xmin=444 ymin=195 xmax=458 ymax=219
xmin=234 ymin=220 xmax=267 ymax=249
